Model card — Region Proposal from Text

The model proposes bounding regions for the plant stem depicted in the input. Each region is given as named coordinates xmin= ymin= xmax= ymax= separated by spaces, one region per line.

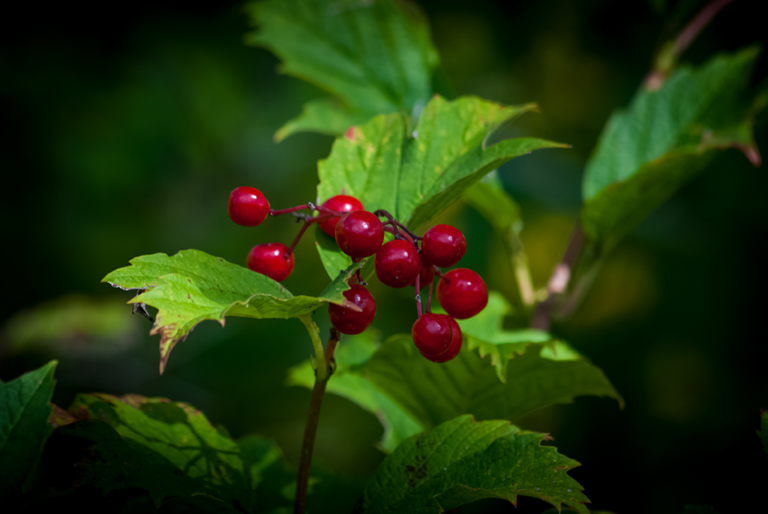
xmin=530 ymin=221 xmax=585 ymax=331
xmin=294 ymin=317 xmax=341 ymax=514
xmin=270 ymin=204 xmax=311 ymax=216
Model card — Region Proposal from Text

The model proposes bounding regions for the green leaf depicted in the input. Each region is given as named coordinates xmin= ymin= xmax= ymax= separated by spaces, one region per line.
xmin=102 ymin=249 xmax=364 ymax=373
xmin=287 ymin=331 xmax=423 ymax=453
xmin=582 ymin=47 xmax=762 ymax=251
xmin=449 ymin=292 xmax=551 ymax=382
xmin=684 ymin=506 xmax=721 ymax=514
xmin=275 ymin=98 xmax=359 ymax=142
xmin=69 ymin=393 xmax=249 ymax=501
xmin=367 ymin=334 xmax=622 ymax=431
xmin=0 ymin=361 xmax=57 ymax=494
xmin=315 ymin=95 xmax=567 ymax=277
xmin=361 ymin=415 xmax=589 ymax=514
xmin=462 ymin=173 xmax=535 ymax=310
xmin=246 ymin=0 xmax=439 ymax=140
xmin=759 ymin=408 xmax=768 ymax=460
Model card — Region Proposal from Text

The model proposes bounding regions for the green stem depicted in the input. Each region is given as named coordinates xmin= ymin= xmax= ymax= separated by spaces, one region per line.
xmin=294 ymin=316 xmax=340 ymax=514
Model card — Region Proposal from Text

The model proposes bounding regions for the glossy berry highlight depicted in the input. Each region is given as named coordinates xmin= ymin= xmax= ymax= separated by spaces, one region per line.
xmin=228 ymin=186 xmax=270 ymax=227
xmin=375 ymin=239 xmax=421 ymax=288
xmin=421 ymin=224 xmax=467 ymax=267
xmin=328 ymin=284 xmax=377 ymax=334
xmin=437 ymin=268 xmax=488 ymax=319
xmin=411 ymin=313 xmax=453 ymax=357
xmin=246 ymin=242 xmax=295 ymax=282
xmin=422 ymin=315 xmax=462 ymax=363
xmin=318 ymin=195 xmax=364 ymax=237
xmin=335 ymin=211 xmax=384 ymax=258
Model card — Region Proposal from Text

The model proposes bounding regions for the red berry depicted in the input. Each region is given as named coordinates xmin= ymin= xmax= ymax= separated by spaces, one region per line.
xmin=411 ymin=260 xmax=435 ymax=290
xmin=375 ymin=239 xmax=421 ymax=288
xmin=411 ymin=313 xmax=453 ymax=356
xmin=335 ymin=211 xmax=384 ymax=258
xmin=328 ymin=284 xmax=377 ymax=334
xmin=246 ymin=243 xmax=295 ymax=282
xmin=421 ymin=224 xmax=467 ymax=267
xmin=423 ymin=316 xmax=462 ymax=363
xmin=228 ymin=187 xmax=270 ymax=226
xmin=317 ymin=195 xmax=364 ymax=237
xmin=436 ymin=268 xmax=488 ymax=319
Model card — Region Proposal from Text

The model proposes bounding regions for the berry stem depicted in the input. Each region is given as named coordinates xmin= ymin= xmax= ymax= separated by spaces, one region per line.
xmin=270 ymin=204 xmax=311 ymax=216
xmin=415 ymin=272 xmax=422 ymax=317
xmin=426 ymin=277 xmax=434 ymax=314
xmin=373 ymin=209 xmax=421 ymax=242
xmin=294 ymin=317 xmax=341 ymax=514
xmin=286 ymin=214 xmax=335 ymax=256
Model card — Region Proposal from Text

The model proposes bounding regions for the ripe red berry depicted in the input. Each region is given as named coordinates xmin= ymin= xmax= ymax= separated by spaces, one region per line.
xmin=246 ymin=243 xmax=295 ymax=282
xmin=375 ymin=239 xmax=421 ymax=288
xmin=437 ymin=268 xmax=488 ymax=319
xmin=411 ymin=313 xmax=453 ymax=357
xmin=422 ymin=316 xmax=462 ymax=363
xmin=328 ymin=284 xmax=377 ymax=334
xmin=228 ymin=186 xmax=270 ymax=226
xmin=318 ymin=195 xmax=364 ymax=237
xmin=335 ymin=211 xmax=384 ymax=258
xmin=421 ymin=224 xmax=467 ymax=267
xmin=411 ymin=260 xmax=435 ymax=290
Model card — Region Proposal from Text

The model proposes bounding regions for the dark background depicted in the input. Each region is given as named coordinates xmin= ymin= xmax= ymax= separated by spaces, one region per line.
xmin=1 ymin=0 xmax=767 ymax=512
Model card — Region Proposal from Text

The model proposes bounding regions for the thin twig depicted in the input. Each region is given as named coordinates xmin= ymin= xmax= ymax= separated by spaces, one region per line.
xmin=530 ymin=222 xmax=585 ymax=331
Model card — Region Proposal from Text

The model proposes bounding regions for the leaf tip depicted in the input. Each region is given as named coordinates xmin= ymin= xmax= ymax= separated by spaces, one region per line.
xmin=344 ymin=125 xmax=358 ymax=143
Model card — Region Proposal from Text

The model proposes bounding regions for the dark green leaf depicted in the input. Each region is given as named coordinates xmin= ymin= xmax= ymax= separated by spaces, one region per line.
xmin=684 ymin=505 xmax=721 ymax=514
xmin=0 ymin=361 xmax=57 ymax=494
xmin=582 ymin=47 xmax=762 ymax=251
xmin=315 ymin=95 xmax=566 ymax=277
xmin=102 ymin=249 xmax=364 ymax=372
xmin=246 ymin=0 xmax=439 ymax=140
xmin=367 ymin=334 xmax=622 ymax=431
xmin=361 ymin=415 xmax=589 ymax=514
xmin=287 ymin=331 xmax=422 ymax=453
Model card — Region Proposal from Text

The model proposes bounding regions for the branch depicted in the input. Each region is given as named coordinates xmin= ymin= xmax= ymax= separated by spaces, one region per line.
xmin=530 ymin=222 xmax=585 ymax=331
xmin=293 ymin=325 xmax=341 ymax=514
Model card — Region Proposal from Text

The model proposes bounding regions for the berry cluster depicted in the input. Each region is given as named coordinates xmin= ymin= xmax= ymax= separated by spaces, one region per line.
xmin=227 ymin=187 xmax=489 ymax=363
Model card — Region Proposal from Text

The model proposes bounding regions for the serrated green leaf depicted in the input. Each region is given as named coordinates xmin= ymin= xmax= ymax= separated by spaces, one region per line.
xmin=462 ymin=174 xmax=535 ymax=310
xmin=361 ymin=415 xmax=589 ymax=514
xmin=287 ymin=331 xmax=423 ymax=453
xmin=102 ymin=249 xmax=364 ymax=373
xmin=367 ymin=334 xmax=622 ymax=431
xmin=0 ymin=361 xmax=57 ymax=494
xmin=448 ymin=292 xmax=551 ymax=382
xmin=315 ymin=95 xmax=567 ymax=278
xmin=582 ymin=47 xmax=762 ymax=251
xmin=246 ymin=0 xmax=439 ymax=140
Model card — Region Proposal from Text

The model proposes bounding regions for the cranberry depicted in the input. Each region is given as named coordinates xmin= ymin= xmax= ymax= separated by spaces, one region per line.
xmin=421 ymin=224 xmax=467 ymax=267
xmin=375 ymin=239 xmax=421 ymax=288
xmin=328 ymin=284 xmax=377 ymax=334
xmin=246 ymin=243 xmax=295 ymax=282
xmin=228 ymin=186 xmax=270 ymax=226
xmin=411 ymin=313 xmax=453 ymax=356
xmin=422 ymin=316 xmax=462 ymax=363
xmin=318 ymin=195 xmax=364 ymax=237
xmin=436 ymin=268 xmax=488 ymax=319
xmin=335 ymin=211 xmax=384 ymax=258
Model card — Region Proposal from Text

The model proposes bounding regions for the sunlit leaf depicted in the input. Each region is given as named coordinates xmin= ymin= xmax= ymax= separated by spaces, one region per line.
xmin=0 ymin=361 xmax=57 ymax=494
xmin=361 ymin=415 xmax=589 ymax=514
xmin=367 ymin=334 xmax=622 ymax=431
xmin=315 ymin=95 xmax=566 ymax=277
xmin=102 ymin=249 xmax=364 ymax=373
xmin=246 ymin=0 xmax=439 ymax=140
xmin=582 ymin=47 xmax=762 ymax=251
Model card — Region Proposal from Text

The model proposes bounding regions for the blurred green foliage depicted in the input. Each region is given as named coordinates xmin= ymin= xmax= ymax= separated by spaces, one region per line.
xmin=1 ymin=0 xmax=767 ymax=512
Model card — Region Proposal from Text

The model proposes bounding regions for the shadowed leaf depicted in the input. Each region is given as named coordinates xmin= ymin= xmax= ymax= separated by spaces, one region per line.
xmin=361 ymin=415 xmax=590 ymax=514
